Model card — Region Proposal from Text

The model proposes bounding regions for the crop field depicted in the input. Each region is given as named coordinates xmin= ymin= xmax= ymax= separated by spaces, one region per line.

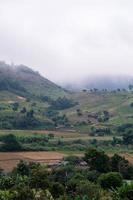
xmin=0 ymin=129 xmax=130 ymax=172
xmin=0 ymin=129 xmax=117 ymax=172
xmin=0 ymin=130 xmax=115 ymax=141
xmin=0 ymin=130 xmax=87 ymax=138
xmin=0 ymin=151 xmax=66 ymax=172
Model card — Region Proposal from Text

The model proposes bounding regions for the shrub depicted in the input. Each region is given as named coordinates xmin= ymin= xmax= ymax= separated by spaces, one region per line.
xmin=98 ymin=172 xmax=123 ymax=189
xmin=113 ymin=182 xmax=133 ymax=200
xmin=84 ymin=148 xmax=110 ymax=173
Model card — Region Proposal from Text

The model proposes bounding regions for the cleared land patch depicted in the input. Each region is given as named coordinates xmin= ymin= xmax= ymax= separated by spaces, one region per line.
xmin=0 ymin=152 xmax=66 ymax=172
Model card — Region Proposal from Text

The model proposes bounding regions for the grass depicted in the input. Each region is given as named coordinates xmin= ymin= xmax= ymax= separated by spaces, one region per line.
xmin=61 ymin=91 xmax=133 ymax=129
xmin=1 ymin=90 xmax=133 ymax=131
xmin=0 ymin=130 xmax=117 ymax=141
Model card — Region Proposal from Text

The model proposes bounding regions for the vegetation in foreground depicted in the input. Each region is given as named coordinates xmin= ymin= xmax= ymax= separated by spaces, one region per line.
xmin=0 ymin=148 xmax=133 ymax=199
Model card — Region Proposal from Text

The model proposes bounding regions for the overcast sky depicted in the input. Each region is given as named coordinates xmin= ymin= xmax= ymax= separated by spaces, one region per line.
xmin=0 ymin=0 xmax=133 ymax=83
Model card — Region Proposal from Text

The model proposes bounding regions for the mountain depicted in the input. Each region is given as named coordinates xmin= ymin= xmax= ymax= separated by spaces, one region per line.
xmin=0 ymin=61 xmax=66 ymax=99
xmin=62 ymin=75 xmax=133 ymax=91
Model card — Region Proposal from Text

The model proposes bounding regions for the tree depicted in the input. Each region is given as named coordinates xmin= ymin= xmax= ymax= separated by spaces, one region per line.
xmin=20 ymin=107 xmax=27 ymax=113
xmin=0 ymin=190 xmax=12 ymax=200
xmin=27 ymin=110 xmax=34 ymax=118
xmin=84 ymin=148 xmax=110 ymax=173
xmin=76 ymin=181 xmax=102 ymax=200
xmin=110 ymin=154 xmax=133 ymax=179
xmin=123 ymin=130 xmax=133 ymax=145
xmin=113 ymin=182 xmax=133 ymax=200
xmin=50 ymin=182 xmax=64 ymax=198
xmin=98 ymin=172 xmax=123 ymax=189
xmin=110 ymin=154 xmax=124 ymax=172
xmin=50 ymin=97 xmax=77 ymax=110
xmin=0 ymin=175 xmax=15 ymax=189
xmin=48 ymin=133 xmax=54 ymax=139
xmin=29 ymin=167 xmax=49 ymax=189
xmin=12 ymin=102 xmax=19 ymax=111
xmin=13 ymin=160 xmax=30 ymax=176
xmin=2 ymin=134 xmax=21 ymax=151
xmin=11 ymin=187 xmax=34 ymax=200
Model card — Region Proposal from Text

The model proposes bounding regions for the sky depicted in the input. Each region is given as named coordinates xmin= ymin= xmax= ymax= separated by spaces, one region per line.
xmin=0 ymin=0 xmax=133 ymax=84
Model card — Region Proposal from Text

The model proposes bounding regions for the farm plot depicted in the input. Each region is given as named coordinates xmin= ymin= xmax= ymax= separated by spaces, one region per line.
xmin=0 ymin=152 xmax=66 ymax=172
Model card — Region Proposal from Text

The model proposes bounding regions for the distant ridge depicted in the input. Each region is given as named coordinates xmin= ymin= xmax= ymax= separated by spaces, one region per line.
xmin=0 ymin=61 xmax=66 ymax=99
xmin=62 ymin=75 xmax=133 ymax=91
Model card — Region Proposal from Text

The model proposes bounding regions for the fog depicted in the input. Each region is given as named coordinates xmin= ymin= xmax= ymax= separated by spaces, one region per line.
xmin=0 ymin=0 xmax=133 ymax=84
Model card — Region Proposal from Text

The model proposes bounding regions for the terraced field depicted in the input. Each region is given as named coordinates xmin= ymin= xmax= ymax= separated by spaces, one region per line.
xmin=0 ymin=151 xmax=66 ymax=172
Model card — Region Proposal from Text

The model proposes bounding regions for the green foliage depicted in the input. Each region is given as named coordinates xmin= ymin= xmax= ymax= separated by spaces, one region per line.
xmin=83 ymin=170 xmax=100 ymax=182
xmin=113 ymin=182 xmax=133 ymax=200
xmin=11 ymin=187 xmax=35 ymax=200
xmin=50 ymin=182 xmax=65 ymax=198
xmin=52 ymin=114 xmax=70 ymax=127
xmin=29 ymin=167 xmax=49 ymax=189
xmin=110 ymin=154 xmax=133 ymax=179
xmin=84 ymin=148 xmax=110 ymax=173
xmin=0 ymin=190 xmax=12 ymax=200
xmin=110 ymin=154 xmax=124 ymax=172
xmin=11 ymin=102 xmax=19 ymax=111
xmin=50 ymin=97 xmax=77 ymax=110
xmin=123 ymin=130 xmax=133 ymax=145
xmin=64 ymin=156 xmax=81 ymax=166
xmin=0 ymin=77 xmax=26 ymax=94
xmin=76 ymin=181 xmax=102 ymax=200
xmin=0 ymin=150 xmax=133 ymax=200
xmin=98 ymin=172 xmax=123 ymax=189
xmin=0 ymin=176 xmax=15 ymax=190
xmin=13 ymin=160 xmax=30 ymax=176
xmin=1 ymin=134 xmax=21 ymax=151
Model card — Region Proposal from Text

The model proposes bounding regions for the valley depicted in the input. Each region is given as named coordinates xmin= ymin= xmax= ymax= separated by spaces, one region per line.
xmin=0 ymin=64 xmax=133 ymax=199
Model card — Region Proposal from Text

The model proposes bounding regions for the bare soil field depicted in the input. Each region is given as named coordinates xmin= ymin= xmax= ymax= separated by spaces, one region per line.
xmin=121 ymin=153 xmax=133 ymax=165
xmin=0 ymin=152 xmax=66 ymax=172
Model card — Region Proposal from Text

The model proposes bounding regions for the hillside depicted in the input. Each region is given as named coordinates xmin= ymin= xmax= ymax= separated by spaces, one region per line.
xmin=61 ymin=90 xmax=133 ymax=134
xmin=0 ymin=61 xmax=66 ymax=99
xmin=0 ymin=62 xmax=133 ymax=132
xmin=0 ymin=62 xmax=73 ymax=130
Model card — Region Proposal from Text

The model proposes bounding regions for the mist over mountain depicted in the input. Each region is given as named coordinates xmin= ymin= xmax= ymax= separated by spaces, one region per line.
xmin=1 ymin=60 xmax=133 ymax=94
xmin=0 ymin=61 xmax=66 ymax=98
xmin=61 ymin=75 xmax=133 ymax=91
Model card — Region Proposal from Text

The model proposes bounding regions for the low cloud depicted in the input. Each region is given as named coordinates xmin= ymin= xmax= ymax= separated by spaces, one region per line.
xmin=0 ymin=0 xmax=133 ymax=84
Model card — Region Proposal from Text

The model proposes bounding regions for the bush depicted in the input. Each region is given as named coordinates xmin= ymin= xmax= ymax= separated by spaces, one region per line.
xmin=50 ymin=97 xmax=77 ymax=110
xmin=98 ymin=172 xmax=123 ymax=189
xmin=84 ymin=148 xmax=110 ymax=173
xmin=50 ymin=182 xmax=64 ymax=198
xmin=76 ymin=181 xmax=102 ymax=200
xmin=1 ymin=134 xmax=22 ymax=151
xmin=113 ymin=182 xmax=133 ymax=200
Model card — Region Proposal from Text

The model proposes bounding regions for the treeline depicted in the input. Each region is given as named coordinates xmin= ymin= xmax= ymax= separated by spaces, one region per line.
xmin=0 ymin=78 xmax=26 ymax=92
xmin=0 ymin=132 xmax=133 ymax=152
xmin=0 ymin=105 xmax=54 ymax=130
xmin=0 ymin=149 xmax=133 ymax=199
xmin=41 ymin=96 xmax=78 ymax=110
xmin=0 ymin=95 xmax=77 ymax=130
xmin=0 ymin=112 xmax=42 ymax=130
